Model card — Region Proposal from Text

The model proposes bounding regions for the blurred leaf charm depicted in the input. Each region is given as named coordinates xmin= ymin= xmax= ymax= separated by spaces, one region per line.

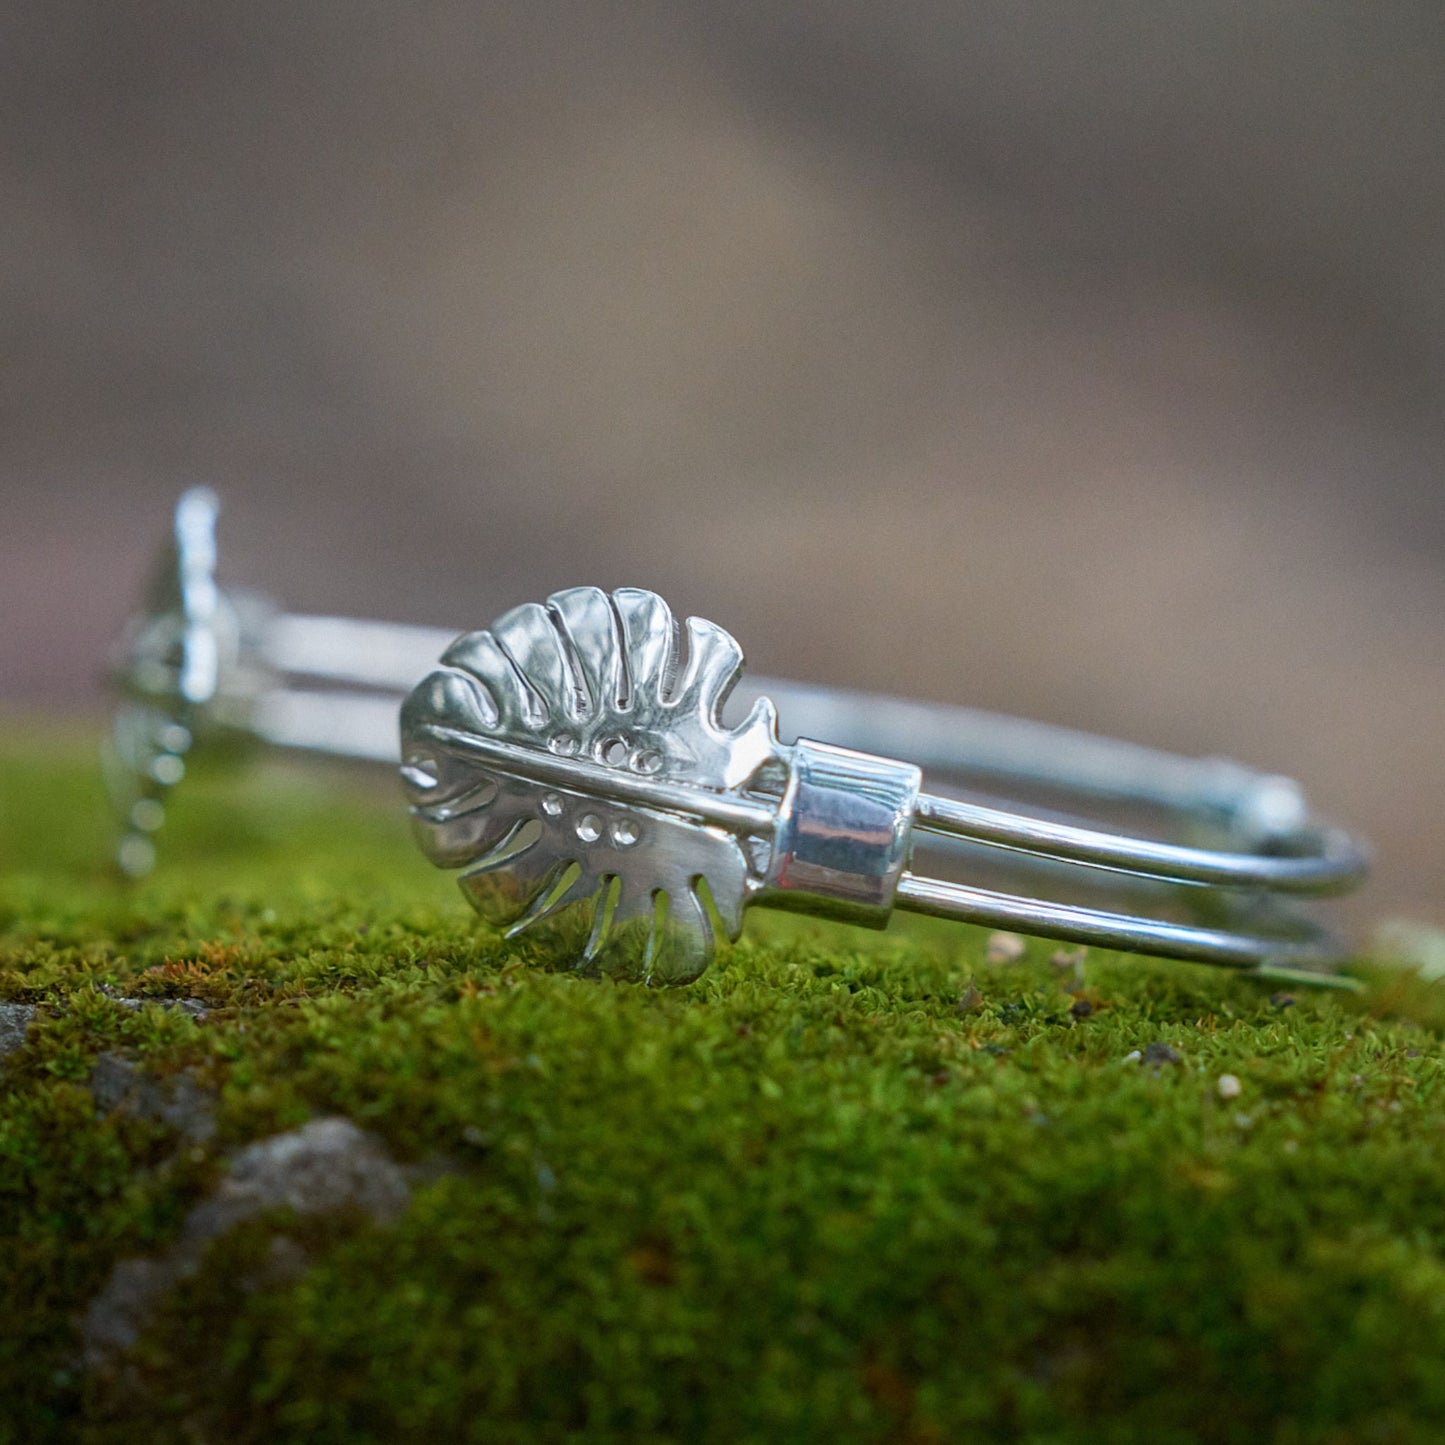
xmin=401 ymin=587 xmax=786 ymax=984
xmin=106 ymin=489 xmax=274 ymax=875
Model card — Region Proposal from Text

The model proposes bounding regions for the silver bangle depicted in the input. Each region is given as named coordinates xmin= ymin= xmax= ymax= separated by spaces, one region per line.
xmin=109 ymin=490 xmax=1369 ymax=990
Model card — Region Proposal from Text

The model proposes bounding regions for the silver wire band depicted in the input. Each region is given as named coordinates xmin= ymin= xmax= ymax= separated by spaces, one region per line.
xmin=910 ymin=794 xmax=1358 ymax=894
xmin=242 ymin=610 xmax=1365 ymax=980
xmin=891 ymin=874 xmax=1342 ymax=983
xmin=257 ymin=613 xmax=1363 ymax=888
xmin=266 ymin=613 xmax=1312 ymax=848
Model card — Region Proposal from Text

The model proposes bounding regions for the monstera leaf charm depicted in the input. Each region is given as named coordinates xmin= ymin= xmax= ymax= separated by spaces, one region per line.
xmin=401 ymin=587 xmax=785 ymax=984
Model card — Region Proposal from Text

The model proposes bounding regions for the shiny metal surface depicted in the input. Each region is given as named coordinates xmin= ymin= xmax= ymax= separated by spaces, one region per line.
xmin=760 ymin=739 xmax=921 ymax=926
xmin=402 ymin=587 xmax=784 ymax=984
xmin=912 ymin=793 xmax=1362 ymax=894
xmin=890 ymin=874 xmax=1344 ymax=988
xmin=110 ymin=492 xmax=1371 ymax=985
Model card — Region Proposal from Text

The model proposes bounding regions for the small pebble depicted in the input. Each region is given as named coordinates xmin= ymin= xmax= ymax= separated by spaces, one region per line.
xmin=1051 ymin=948 xmax=1088 ymax=989
xmin=987 ymin=932 xmax=1027 ymax=965
xmin=1217 ymin=1073 xmax=1243 ymax=1100
xmin=0 ymin=1003 xmax=36 ymax=1059
xmin=1141 ymin=1042 xmax=1183 ymax=1067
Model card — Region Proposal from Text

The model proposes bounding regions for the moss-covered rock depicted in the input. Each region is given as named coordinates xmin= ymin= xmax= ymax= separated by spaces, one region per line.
xmin=1 ymin=731 xmax=1442 ymax=1443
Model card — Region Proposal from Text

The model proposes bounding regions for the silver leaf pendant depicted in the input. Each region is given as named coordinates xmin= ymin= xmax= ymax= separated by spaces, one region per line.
xmin=400 ymin=587 xmax=786 ymax=985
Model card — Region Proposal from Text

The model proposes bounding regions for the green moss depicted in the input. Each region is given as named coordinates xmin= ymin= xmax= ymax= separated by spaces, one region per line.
xmin=1 ymin=730 xmax=1443 ymax=1443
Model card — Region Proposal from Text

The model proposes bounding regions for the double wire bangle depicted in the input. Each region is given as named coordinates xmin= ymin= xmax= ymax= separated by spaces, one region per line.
xmin=109 ymin=490 xmax=1369 ymax=988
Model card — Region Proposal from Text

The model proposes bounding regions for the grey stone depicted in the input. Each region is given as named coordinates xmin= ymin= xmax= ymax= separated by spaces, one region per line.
xmin=185 ymin=1117 xmax=411 ymax=1240
xmin=0 ymin=1003 xmax=35 ymax=1058
xmin=80 ymin=1257 xmax=171 ymax=1362
xmin=89 ymin=1053 xmax=216 ymax=1142
xmin=101 ymin=991 xmax=208 ymax=1020
xmin=89 ymin=1053 xmax=140 ymax=1112
xmin=82 ymin=1117 xmax=412 ymax=1369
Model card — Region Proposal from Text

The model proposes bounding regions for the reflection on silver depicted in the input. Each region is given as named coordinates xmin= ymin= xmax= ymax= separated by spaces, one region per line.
xmin=402 ymin=587 xmax=785 ymax=985
xmin=110 ymin=492 xmax=1371 ymax=988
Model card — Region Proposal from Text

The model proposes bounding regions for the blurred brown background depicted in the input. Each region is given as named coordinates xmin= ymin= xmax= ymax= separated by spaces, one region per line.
xmin=2 ymin=2 xmax=1442 ymax=918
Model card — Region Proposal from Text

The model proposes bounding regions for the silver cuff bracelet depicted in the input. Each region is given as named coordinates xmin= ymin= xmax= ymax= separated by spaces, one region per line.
xmin=108 ymin=490 xmax=1369 ymax=989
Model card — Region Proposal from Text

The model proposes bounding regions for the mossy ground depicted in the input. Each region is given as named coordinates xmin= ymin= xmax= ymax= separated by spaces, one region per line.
xmin=1 ymin=726 xmax=1442 ymax=1444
